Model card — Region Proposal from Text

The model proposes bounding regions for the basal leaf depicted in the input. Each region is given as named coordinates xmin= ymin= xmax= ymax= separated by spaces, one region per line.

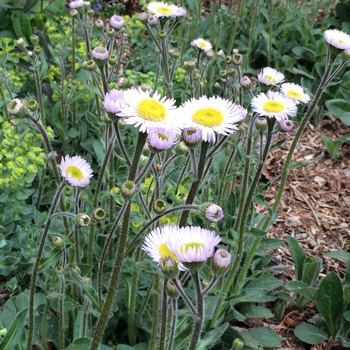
xmin=294 ymin=322 xmax=328 ymax=345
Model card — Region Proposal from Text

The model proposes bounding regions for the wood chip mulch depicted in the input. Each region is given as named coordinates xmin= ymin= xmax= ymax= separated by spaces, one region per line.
xmin=253 ymin=115 xmax=350 ymax=349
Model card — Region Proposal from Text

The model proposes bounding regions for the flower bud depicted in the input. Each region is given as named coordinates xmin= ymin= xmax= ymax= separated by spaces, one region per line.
xmin=79 ymin=191 xmax=88 ymax=201
xmin=166 ymin=280 xmax=179 ymax=299
xmin=238 ymin=122 xmax=248 ymax=133
xmin=153 ymin=199 xmax=166 ymax=214
xmin=70 ymin=9 xmax=79 ymax=17
xmin=34 ymin=46 xmax=42 ymax=55
xmin=55 ymin=266 xmax=65 ymax=275
xmin=76 ymin=213 xmax=91 ymax=227
xmin=79 ymin=276 xmax=91 ymax=284
xmin=109 ymin=15 xmax=124 ymax=30
xmin=109 ymin=54 xmax=117 ymax=65
xmin=184 ymin=60 xmax=196 ymax=72
xmin=232 ymin=53 xmax=243 ymax=66
xmin=95 ymin=19 xmax=104 ymax=30
xmin=183 ymin=127 xmax=202 ymax=147
xmin=240 ymin=76 xmax=251 ymax=89
xmin=93 ymin=207 xmax=106 ymax=221
xmin=255 ymin=117 xmax=267 ymax=131
xmin=27 ymin=99 xmax=38 ymax=112
xmin=139 ymin=12 xmax=148 ymax=22
xmin=159 ymin=256 xmax=179 ymax=278
xmin=148 ymin=16 xmax=157 ymax=26
xmin=107 ymin=28 xmax=115 ymax=38
xmin=279 ymin=119 xmax=294 ymax=132
xmin=212 ymin=249 xmax=231 ymax=276
xmin=64 ymin=185 xmax=73 ymax=197
xmin=121 ymin=181 xmax=136 ymax=199
xmin=219 ymin=70 xmax=228 ymax=78
xmin=53 ymin=236 xmax=65 ymax=249
xmin=227 ymin=68 xmax=235 ymax=76
xmin=68 ymin=264 xmax=81 ymax=275
xmin=176 ymin=141 xmax=189 ymax=154
xmin=157 ymin=30 xmax=167 ymax=39
xmin=91 ymin=46 xmax=109 ymax=66
xmin=192 ymin=70 xmax=200 ymax=81
xmin=232 ymin=338 xmax=244 ymax=349
xmin=7 ymin=98 xmax=24 ymax=116
xmin=204 ymin=204 xmax=224 ymax=222
xmin=16 ymin=38 xmax=26 ymax=48
xmin=169 ymin=49 xmax=180 ymax=58
xmin=82 ymin=60 xmax=96 ymax=71
xmin=30 ymin=35 xmax=39 ymax=44
xmin=225 ymin=56 xmax=232 ymax=64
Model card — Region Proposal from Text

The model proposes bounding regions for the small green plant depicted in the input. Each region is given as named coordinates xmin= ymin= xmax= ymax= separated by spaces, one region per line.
xmin=322 ymin=135 xmax=343 ymax=159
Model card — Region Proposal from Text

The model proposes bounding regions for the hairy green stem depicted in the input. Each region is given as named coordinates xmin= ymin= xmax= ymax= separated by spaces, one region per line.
xmin=158 ymin=278 xmax=168 ymax=350
xmin=149 ymin=275 xmax=161 ymax=350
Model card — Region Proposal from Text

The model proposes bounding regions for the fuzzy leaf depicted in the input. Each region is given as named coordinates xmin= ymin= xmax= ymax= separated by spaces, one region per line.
xmin=294 ymin=322 xmax=328 ymax=344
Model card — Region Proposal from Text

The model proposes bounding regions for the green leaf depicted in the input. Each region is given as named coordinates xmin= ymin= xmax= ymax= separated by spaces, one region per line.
xmin=316 ymin=272 xmax=344 ymax=337
xmin=247 ymin=228 xmax=267 ymax=237
xmin=244 ymin=327 xmax=282 ymax=348
xmin=239 ymin=305 xmax=274 ymax=318
xmin=229 ymin=288 xmax=276 ymax=303
xmin=345 ymin=259 xmax=350 ymax=285
xmin=326 ymin=251 xmax=350 ymax=261
xmin=285 ymin=280 xmax=317 ymax=300
xmin=344 ymin=310 xmax=350 ymax=322
xmin=11 ymin=12 xmax=32 ymax=42
xmin=344 ymin=285 xmax=350 ymax=303
xmin=0 ymin=309 xmax=27 ymax=350
xmin=287 ymin=236 xmax=306 ymax=281
xmin=38 ymin=249 xmax=62 ymax=271
xmin=197 ymin=323 xmax=228 ymax=350
xmin=294 ymin=322 xmax=328 ymax=345
xmin=260 ymin=238 xmax=285 ymax=249
xmin=302 ymin=258 xmax=322 ymax=287
xmin=287 ymin=152 xmax=323 ymax=171
xmin=325 ymin=99 xmax=350 ymax=126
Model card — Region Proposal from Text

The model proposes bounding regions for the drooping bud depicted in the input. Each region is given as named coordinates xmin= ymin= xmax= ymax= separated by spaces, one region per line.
xmin=204 ymin=204 xmax=224 ymax=222
xmin=212 ymin=249 xmax=231 ymax=276
xmin=159 ymin=256 xmax=179 ymax=279
xmin=53 ymin=236 xmax=65 ymax=249
xmin=166 ymin=280 xmax=180 ymax=299
xmin=76 ymin=213 xmax=91 ymax=227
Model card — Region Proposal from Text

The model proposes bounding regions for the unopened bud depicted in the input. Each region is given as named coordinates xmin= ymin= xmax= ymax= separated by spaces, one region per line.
xmin=109 ymin=54 xmax=117 ymax=64
xmin=227 ymin=68 xmax=235 ymax=76
xmin=28 ymin=99 xmax=38 ymax=111
xmin=159 ymin=256 xmax=179 ymax=278
xmin=34 ymin=46 xmax=42 ymax=55
xmin=166 ymin=280 xmax=179 ymax=299
xmin=79 ymin=276 xmax=91 ymax=284
xmin=184 ymin=60 xmax=196 ymax=72
xmin=240 ymin=76 xmax=251 ymax=88
xmin=93 ymin=207 xmax=106 ymax=221
xmin=212 ymin=249 xmax=231 ymax=276
xmin=55 ymin=266 xmax=65 ymax=275
xmin=255 ymin=117 xmax=267 ymax=131
xmin=70 ymin=9 xmax=79 ymax=17
xmin=225 ymin=56 xmax=232 ymax=64
xmin=107 ymin=28 xmax=115 ymax=38
xmin=7 ymin=98 xmax=24 ymax=116
xmin=95 ymin=19 xmax=104 ymax=30
xmin=76 ymin=213 xmax=91 ymax=227
xmin=68 ymin=264 xmax=81 ymax=275
xmin=64 ymin=185 xmax=73 ymax=196
xmin=219 ymin=70 xmax=228 ymax=78
xmin=232 ymin=53 xmax=243 ymax=66
xmin=169 ymin=49 xmax=180 ymax=58
xmin=83 ymin=60 xmax=96 ymax=71
xmin=30 ymin=35 xmax=39 ymax=44
xmin=121 ymin=181 xmax=136 ymax=199
xmin=16 ymin=38 xmax=26 ymax=48
xmin=232 ymin=338 xmax=244 ymax=349
xmin=53 ymin=236 xmax=65 ymax=249
xmin=153 ymin=199 xmax=166 ymax=214
xmin=157 ymin=30 xmax=167 ymax=39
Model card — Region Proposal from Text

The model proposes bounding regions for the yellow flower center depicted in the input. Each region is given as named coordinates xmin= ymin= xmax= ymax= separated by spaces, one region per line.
xmin=263 ymin=101 xmax=285 ymax=113
xmin=263 ymin=74 xmax=276 ymax=84
xmin=66 ymin=166 xmax=83 ymax=180
xmin=338 ymin=39 xmax=344 ymax=44
xmin=156 ymin=6 xmax=173 ymax=14
xmin=180 ymin=242 xmax=204 ymax=254
xmin=286 ymin=89 xmax=302 ymax=99
xmin=198 ymin=41 xmax=207 ymax=48
xmin=192 ymin=108 xmax=224 ymax=127
xmin=159 ymin=243 xmax=178 ymax=262
xmin=136 ymin=98 xmax=167 ymax=121
xmin=157 ymin=133 xmax=168 ymax=141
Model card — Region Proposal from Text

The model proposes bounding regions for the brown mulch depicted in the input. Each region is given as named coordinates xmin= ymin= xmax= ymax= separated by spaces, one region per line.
xmin=254 ymin=115 xmax=350 ymax=349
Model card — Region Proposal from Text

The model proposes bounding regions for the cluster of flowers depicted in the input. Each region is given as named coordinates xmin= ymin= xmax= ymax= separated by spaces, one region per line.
xmin=0 ymin=115 xmax=53 ymax=191
xmin=142 ymin=225 xmax=231 ymax=275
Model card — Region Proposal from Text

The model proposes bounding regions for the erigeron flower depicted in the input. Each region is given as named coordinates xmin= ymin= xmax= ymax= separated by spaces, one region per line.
xmin=179 ymin=96 xmax=247 ymax=143
xmin=142 ymin=225 xmax=187 ymax=270
xmin=182 ymin=126 xmax=202 ymax=146
xmin=251 ymin=91 xmax=297 ymax=121
xmin=60 ymin=155 xmax=93 ymax=187
xmin=147 ymin=1 xmax=185 ymax=18
xmin=118 ymin=88 xmax=179 ymax=133
xmin=280 ymin=83 xmax=310 ymax=104
xmin=147 ymin=124 xmax=177 ymax=151
xmin=323 ymin=29 xmax=350 ymax=50
xmin=204 ymin=204 xmax=224 ymax=222
xmin=103 ymin=89 xmax=127 ymax=115
xmin=279 ymin=119 xmax=294 ymax=132
xmin=69 ymin=0 xmax=84 ymax=9
xmin=76 ymin=213 xmax=91 ymax=227
xmin=109 ymin=15 xmax=124 ymax=29
xmin=166 ymin=226 xmax=221 ymax=263
xmin=191 ymin=38 xmax=212 ymax=52
xmin=257 ymin=67 xmax=285 ymax=86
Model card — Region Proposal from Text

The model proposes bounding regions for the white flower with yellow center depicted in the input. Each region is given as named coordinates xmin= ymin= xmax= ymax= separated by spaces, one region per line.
xmin=251 ymin=91 xmax=297 ymax=121
xmin=119 ymin=88 xmax=179 ymax=133
xmin=60 ymin=155 xmax=93 ymax=187
xmin=280 ymin=83 xmax=310 ymax=104
xmin=166 ymin=226 xmax=221 ymax=263
xmin=179 ymin=96 xmax=247 ymax=143
xmin=147 ymin=1 xmax=185 ymax=18
xmin=324 ymin=29 xmax=350 ymax=50
xmin=191 ymin=38 xmax=212 ymax=52
xmin=142 ymin=225 xmax=187 ymax=270
xmin=257 ymin=67 xmax=285 ymax=86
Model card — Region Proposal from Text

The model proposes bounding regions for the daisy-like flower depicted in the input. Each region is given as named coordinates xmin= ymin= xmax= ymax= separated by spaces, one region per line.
xmin=142 ymin=225 xmax=187 ymax=270
xmin=204 ymin=204 xmax=224 ymax=222
xmin=60 ymin=155 xmax=93 ymax=187
xmin=69 ymin=0 xmax=84 ymax=9
xmin=166 ymin=226 xmax=221 ymax=263
xmin=182 ymin=126 xmax=202 ymax=146
xmin=179 ymin=96 xmax=247 ymax=143
xmin=118 ymin=88 xmax=179 ymax=133
xmin=324 ymin=29 xmax=350 ymax=50
xmin=147 ymin=1 xmax=185 ymax=18
xmin=148 ymin=124 xmax=177 ymax=151
xmin=257 ymin=67 xmax=285 ymax=86
xmin=191 ymin=38 xmax=212 ymax=52
xmin=103 ymin=89 xmax=127 ymax=115
xmin=280 ymin=83 xmax=310 ymax=104
xmin=109 ymin=15 xmax=124 ymax=29
xmin=251 ymin=90 xmax=297 ymax=121
xmin=279 ymin=119 xmax=294 ymax=132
